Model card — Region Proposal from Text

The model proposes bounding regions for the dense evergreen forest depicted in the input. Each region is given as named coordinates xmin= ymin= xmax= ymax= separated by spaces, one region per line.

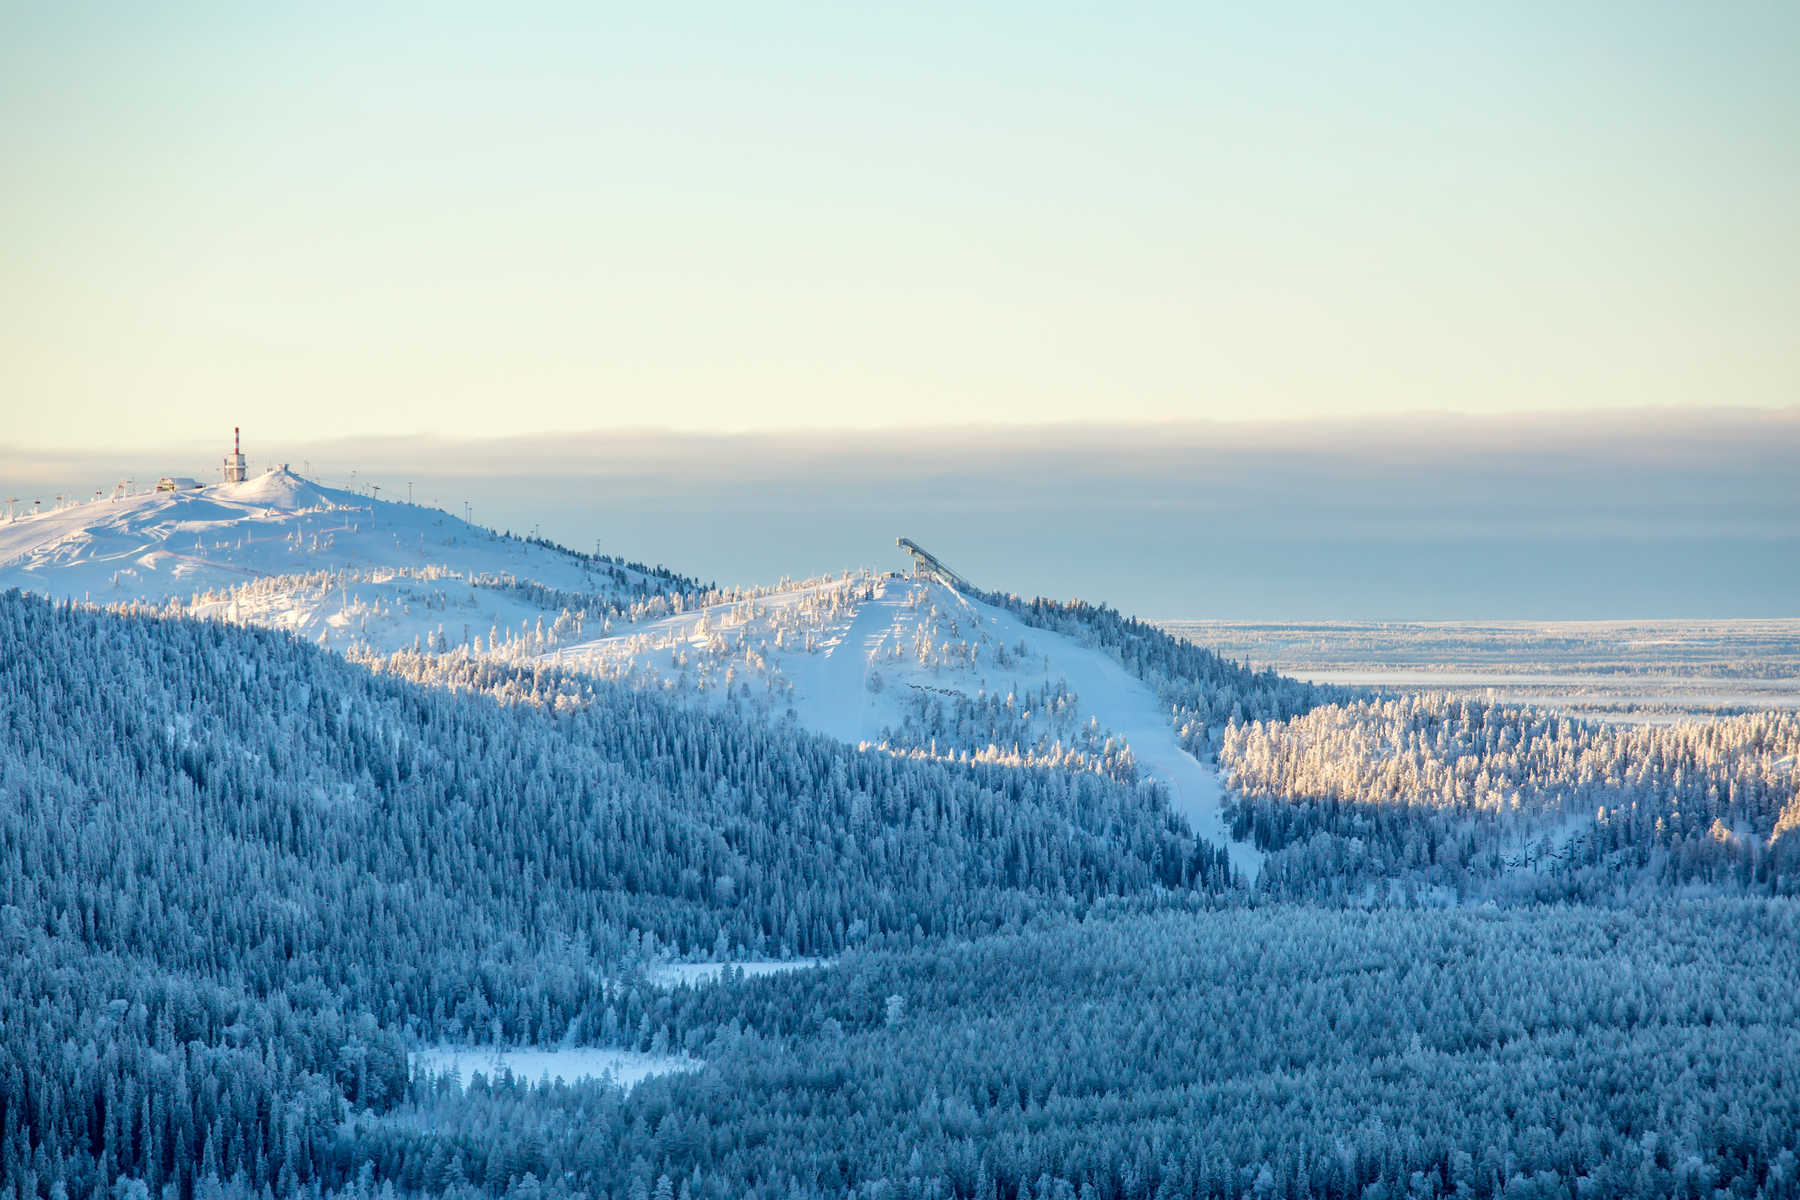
xmin=374 ymin=902 xmax=1800 ymax=1200
xmin=0 ymin=590 xmax=1217 ymax=1199
xmin=0 ymin=590 xmax=1228 ymax=982
xmin=6 ymin=590 xmax=1800 ymax=1199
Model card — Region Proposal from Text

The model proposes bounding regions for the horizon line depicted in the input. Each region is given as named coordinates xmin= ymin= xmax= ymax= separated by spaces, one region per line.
xmin=6 ymin=402 xmax=1799 ymax=459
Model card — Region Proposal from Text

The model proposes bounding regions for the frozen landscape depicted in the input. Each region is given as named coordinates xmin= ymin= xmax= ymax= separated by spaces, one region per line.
xmin=1 ymin=477 xmax=1262 ymax=874
xmin=9 ymin=4 xmax=1798 ymax=1194
xmin=0 ymin=467 xmax=684 ymax=651
xmin=1165 ymin=618 xmax=1800 ymax=724
xmin=5 ymin=472 xmax=1794 ymax=909
xmin=551 ymin=570 xmax=1258 ymax=874
xmin=3 ymin=465 xmax=1799 ymax=1200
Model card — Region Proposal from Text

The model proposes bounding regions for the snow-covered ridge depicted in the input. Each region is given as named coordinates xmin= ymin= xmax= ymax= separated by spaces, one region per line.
xmin=0 ymin=470 xmax=1263 ymax=874
xmin=0 ymin=466 xmax=654 ymax=603
xmin=0 ymin=467 xmax=681 ymax=653
xmin=549 ymin=572 xmax=1262 ymax=876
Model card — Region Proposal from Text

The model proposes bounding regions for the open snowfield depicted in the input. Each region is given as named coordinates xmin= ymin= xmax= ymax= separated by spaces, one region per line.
xmin=551 ymin=573 xmax=1262 ymax=875
xmin=1164 ymin=618 xmax=1800 ymax=723
xmin=411 ymin=1046 xmax=700 ymax=1092
xmin=0 ymin=468 xmax=670 ymax=651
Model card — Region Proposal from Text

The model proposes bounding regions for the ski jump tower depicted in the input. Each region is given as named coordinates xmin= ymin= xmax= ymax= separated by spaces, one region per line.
xmin=896 ymin=538 xmax=976 ymax=593
xmin=222 ymin=427 xmax=248 ymax=483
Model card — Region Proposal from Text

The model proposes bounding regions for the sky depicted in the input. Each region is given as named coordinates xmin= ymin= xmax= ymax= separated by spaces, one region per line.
xmin=3 ymin=2 xmax=1797 ymax=448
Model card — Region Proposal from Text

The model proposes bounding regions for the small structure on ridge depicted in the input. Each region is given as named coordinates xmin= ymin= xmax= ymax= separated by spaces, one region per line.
xmin=222 ymin=427 xmax=248 ymax=483
xmin=896 ymin=538 xmax=976 ymax=592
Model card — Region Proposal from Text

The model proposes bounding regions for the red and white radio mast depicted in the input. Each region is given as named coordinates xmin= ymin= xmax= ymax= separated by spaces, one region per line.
xmin=223 ymin=426 xmax=248 ymax=483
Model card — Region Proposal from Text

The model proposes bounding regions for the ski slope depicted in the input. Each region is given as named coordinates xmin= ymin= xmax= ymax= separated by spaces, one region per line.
xmin=550 ymin=573 xmax=1262 ymax=877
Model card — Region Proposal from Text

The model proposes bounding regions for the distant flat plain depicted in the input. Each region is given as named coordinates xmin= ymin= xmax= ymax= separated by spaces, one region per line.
xmin=1158 ymin=618 xmax=1800 ymax=724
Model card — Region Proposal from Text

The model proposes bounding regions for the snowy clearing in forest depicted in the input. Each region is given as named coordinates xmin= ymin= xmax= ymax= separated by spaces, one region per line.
xmin=411 ymin=1046 xmax=700 ymax=1092
xmin=645 ymin=959 xmax=828 ymax=988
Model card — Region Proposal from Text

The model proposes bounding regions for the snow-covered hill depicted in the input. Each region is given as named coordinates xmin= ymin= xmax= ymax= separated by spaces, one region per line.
xmin=549 ymin=571 xmax=1260 ymax=876
xmin=0 ymin=469 xmax=1261 ymax=874
xmin=0 ymin=467 xmax=675 ymax=651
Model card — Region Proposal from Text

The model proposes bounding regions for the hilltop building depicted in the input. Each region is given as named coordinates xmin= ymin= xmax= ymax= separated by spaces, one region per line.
xmin=155 ymin=477 xmax=202 ymax=492
xmin=222 ymin=427 xmax=248 ymax=483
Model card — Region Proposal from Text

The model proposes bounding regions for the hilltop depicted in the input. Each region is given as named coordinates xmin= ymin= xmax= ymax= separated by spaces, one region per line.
xmin=0 ymin=466 xmax=667 ymax=600
xmin=547 ymin=570 xmax=1259 ymax=873
xmin=0 ymin=466 xmax=684 ymax=650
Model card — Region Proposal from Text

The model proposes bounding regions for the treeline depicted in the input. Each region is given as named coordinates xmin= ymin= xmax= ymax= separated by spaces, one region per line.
xmin=1220 ymin=694 xmax=1800 ymax=899
xmin=512 ymin=532 xmax=710 ymax=596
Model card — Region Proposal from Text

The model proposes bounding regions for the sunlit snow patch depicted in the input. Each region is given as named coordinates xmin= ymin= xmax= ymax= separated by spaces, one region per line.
xmin=412 ymin=1046 xmax=699 ymax=1092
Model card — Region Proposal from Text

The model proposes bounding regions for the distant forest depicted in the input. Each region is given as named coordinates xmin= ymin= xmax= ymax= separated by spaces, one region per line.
xmin=1222 ymin=694 xmax=1800 ymax=901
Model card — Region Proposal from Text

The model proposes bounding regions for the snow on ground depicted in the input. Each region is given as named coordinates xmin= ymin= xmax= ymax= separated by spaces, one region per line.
xmin=185 ymin=570 xmax=609 ymax=655
xmin=411 ymin=1046 xmax=700 ymax=1092
xmin=550 ymin=573 xmax=1264 ymax=877
xmin=1164 ymin=618 xmax=1800 ymax=724
xmin=644 ymin=959 xmax=827 ymax=988
xmin=3 ymin=475 xmax=1262 ymax=873
xmin=0 ymin=467 xmax=670 ymax=651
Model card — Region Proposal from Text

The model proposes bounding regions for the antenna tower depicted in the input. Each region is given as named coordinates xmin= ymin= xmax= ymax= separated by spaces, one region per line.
xmin=223 ymin=427 xmax=248 ymax=483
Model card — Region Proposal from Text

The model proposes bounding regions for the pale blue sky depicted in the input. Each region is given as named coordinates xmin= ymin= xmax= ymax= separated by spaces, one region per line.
xmin=3 ymin=2 xmax=1795 ymax=448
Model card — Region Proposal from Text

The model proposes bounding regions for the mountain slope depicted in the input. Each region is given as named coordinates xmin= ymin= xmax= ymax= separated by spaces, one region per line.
xmin=0 ymin=470 xmax=1303 ymax=874
xmin=549 ymin=572 xmax=1264 ymax=875
xmin=0 ymin=467 xmax=682 ymax=651
xmin=0 ymin=587 xmax=1235 ymax=1199
xmin=0 ymin=588 xmax=1226 ymax=980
